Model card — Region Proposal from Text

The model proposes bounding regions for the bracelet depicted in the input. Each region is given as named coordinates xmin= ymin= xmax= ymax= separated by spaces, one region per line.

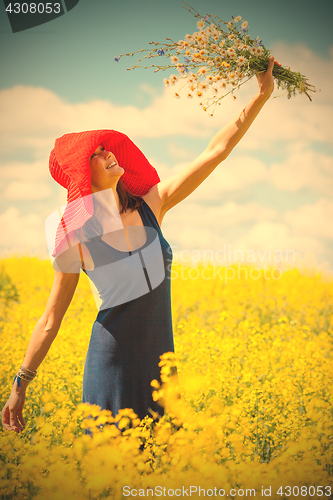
xmin=20 ymin=365 xmax=37 ymax=375
xmin=17 ymin=370 xmax=35 ymax=381
xmin=13 ymin=365 xmax=38 ymax=388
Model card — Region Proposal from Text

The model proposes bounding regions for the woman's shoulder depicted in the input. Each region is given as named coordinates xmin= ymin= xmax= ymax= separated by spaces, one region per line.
xmin=53 ymin=231 xmax=83 ymax=274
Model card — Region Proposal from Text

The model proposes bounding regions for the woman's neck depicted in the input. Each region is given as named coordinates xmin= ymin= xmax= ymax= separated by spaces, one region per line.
xmin=92 ymin=187 xmax=124 ymax=233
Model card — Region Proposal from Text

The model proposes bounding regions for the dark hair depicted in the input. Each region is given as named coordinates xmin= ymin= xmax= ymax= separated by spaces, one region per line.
xmin=75 ymin=180 xmax=143 ymax=243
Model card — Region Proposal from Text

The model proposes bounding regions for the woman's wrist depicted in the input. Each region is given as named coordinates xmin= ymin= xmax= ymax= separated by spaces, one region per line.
xmin=12 ymin=377 xmax=30 ymax=392
xmin=12 ymin=365 xmax=37 ymax=391
xmin=256 ymin=88 xmax=273 ymax=102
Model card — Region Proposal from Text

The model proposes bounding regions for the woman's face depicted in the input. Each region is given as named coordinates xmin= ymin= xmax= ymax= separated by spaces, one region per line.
xmin=89 ymin=145 xmax=124 ymax=191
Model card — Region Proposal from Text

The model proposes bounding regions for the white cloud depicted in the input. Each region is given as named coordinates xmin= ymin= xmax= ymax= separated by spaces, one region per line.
xmin=0 ymin=207 xmax=46 ymax=251
xmin=232 ymin=222 xmax=324 ymax=258
xmin=0 ymin=160 xmax=50 ymax=182
xmin=161 ymin=200 xmax=278 ymax=258
xmin=3 ymin=181 xmax=52 ymax=200
xmin=267 ymin=147 xmax=333 ymax=194
xmin=151 ymin=155 xmax=268 ymax=201
xmin=163 ymin=200 xmax=277 ymax=229
xmin=284 ymin=198 xmax=333 ymax=239
xmin=168 ymin=143 xmax=194 ymax=161
xmin=189 ymin=156 xmax=268 ymax=201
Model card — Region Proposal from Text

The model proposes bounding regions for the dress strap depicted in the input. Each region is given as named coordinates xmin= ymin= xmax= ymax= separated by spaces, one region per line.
xmin=78 ymin=242 xmax=85 ymax=270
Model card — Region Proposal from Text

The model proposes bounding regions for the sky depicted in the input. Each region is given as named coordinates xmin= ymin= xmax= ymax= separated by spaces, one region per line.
xmin=0 ymin=0 xmax=333 ymax=276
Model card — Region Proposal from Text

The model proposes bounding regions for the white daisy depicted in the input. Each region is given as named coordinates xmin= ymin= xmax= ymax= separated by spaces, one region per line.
xmin=237 ymin=56 xmax=247 ymax=66
xmin=169 ymin=74 xmax=178 ymax=85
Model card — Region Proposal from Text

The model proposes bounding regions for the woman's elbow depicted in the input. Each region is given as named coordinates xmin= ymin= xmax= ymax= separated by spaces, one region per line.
xmin=38 ymin=313 xmax=62 ymax=338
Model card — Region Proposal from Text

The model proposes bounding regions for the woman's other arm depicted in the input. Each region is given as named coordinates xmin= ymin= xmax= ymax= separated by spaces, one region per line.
xmin=146 ymin=56 xmax=276 ymax=219
xmin=1 ymin=270 xmax=80 ymax=433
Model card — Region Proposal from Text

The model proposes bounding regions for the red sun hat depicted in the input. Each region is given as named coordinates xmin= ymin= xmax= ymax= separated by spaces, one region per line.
xmin=49 ymin=129 xmax=160 ymax=257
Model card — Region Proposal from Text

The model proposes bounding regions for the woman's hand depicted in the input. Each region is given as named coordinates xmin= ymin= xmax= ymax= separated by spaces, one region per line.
xmin=256 ymin=56 xmax=276 ymax=99
xmin=1 ymin=387 xmax=26 ymax=433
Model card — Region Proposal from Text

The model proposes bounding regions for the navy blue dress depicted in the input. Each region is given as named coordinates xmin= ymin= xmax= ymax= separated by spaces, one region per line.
xmin=81 ymin=200 xmax=174 ymax=420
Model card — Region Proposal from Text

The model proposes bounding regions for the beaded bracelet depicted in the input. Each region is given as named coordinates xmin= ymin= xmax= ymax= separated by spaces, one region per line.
xmin=20 ymin=365 xmax=37 ymax=375
xmin=13 ymin=365 xmax=37 ymax=388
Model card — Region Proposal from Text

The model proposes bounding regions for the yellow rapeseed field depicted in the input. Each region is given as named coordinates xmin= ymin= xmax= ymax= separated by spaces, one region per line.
xmin=0 ymin=257 xmax=332 ymax=500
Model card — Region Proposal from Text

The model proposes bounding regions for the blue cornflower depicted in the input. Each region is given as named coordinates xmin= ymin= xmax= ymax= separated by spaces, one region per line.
xmin=157 ymin=49 xmax=165 ymax=56
xmin=114 ymin=57 xmax=120 ymax=62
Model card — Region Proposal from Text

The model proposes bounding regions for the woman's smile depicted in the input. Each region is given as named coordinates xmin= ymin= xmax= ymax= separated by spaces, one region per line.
xmin=106 ymin=160 xmax=118 ymax=169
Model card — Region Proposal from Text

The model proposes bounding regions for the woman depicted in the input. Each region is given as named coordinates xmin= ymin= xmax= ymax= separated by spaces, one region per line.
xmin=1 ymin=57 xmax=276 ymax=433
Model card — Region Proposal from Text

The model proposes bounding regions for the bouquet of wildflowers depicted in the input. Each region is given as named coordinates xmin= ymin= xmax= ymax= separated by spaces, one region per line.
xmin=116 ymin=3 xmax=316 ymax=115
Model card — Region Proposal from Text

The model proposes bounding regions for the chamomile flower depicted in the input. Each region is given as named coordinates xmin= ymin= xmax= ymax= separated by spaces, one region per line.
xmin=170 ymin=56 xmax=179 ymax=64
xmin=163 ymin=78 xmax=170 ymax=86
xmin=241 ymin=20 xmax=248 ymax=30
xmin=234 ymin=15 xmax=242 ymax=22
xmin=237 ymin=56 xmax=247 ymax=66
xmin=197 ymin=66 xmax=208 ymax=76
xmin=169 ymin=74 xmax=178 ymax=84
xmin=197 ymin=19 xmax=205 ymax=29
xmin=211 ymin=43 xmax=218 ymax=51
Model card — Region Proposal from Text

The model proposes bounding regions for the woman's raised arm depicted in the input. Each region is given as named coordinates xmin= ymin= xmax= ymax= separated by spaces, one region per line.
xmin=152 ymin=56 xmax=276 ymax=217
xmin=1 ymin=269 xmax=80 ymax=433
